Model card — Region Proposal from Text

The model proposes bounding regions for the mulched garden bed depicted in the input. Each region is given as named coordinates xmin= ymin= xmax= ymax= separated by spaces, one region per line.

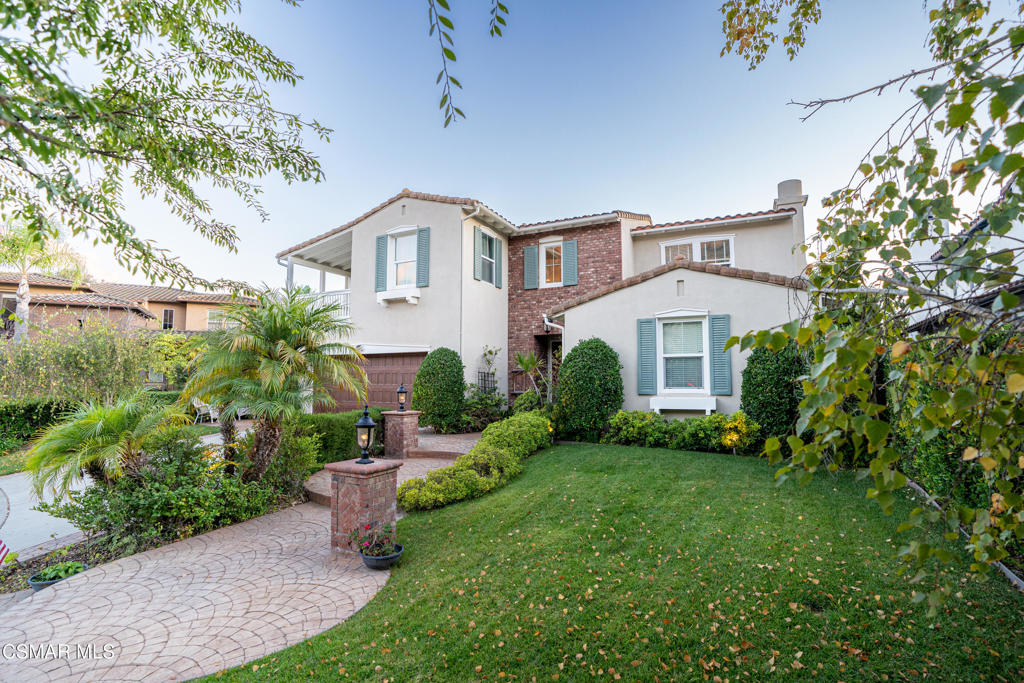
xmin=0 ymin=538 xmax=117 ymax=593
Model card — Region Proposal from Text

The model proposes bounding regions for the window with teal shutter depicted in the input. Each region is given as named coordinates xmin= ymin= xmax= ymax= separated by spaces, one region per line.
xmin=637 ymin=318 xmax=656 ymax=395
xmin=416 ymin=227 xmax=430 ymax=287
xmin=709 ymin=314 xmax=732 ymax=395
xmin=523 ymin=245 xmax=539 ymax=290
xmin=562 ymin=240 xmax=578 ymax=286
xmin=473 ymin=227 xmax=483 ymax=281
xmin=662 ymin=320 xmax=704 ymax=389
xmin=374 ymin=234 xmax=387 ymax=292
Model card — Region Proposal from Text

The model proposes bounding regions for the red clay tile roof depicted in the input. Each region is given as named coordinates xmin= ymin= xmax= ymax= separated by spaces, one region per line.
xmin=177 ymin=292 xmax=257 ymax=305
xmin=630 ymin=208 xmax=796 ymax=233
xmin=0 ymin=272 xmax=92 ymax=288
xmin=30 ymin=293 xmax=155 ymax=318
xmin=91 ymin=282 xmax=255 ymax=306
xmin=546 ymin=258 xmax=807 ymax=317
xmin=276 ymin=189 xmax=516 ymax=258
xmin=518 ymin=210 xmax=651 ymax=230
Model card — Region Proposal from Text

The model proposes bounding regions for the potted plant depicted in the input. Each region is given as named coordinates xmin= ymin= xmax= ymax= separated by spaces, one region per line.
xmin=349 ymin=524 xmax=403 ymax=570
xmin=28 ymin=560 xmax=87 ymax=591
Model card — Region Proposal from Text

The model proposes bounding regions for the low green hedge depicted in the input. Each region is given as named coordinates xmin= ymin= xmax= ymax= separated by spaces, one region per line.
xmin=147 ymin=390 xmax=182 ymax=406
xmin=294 ymin=407 xmax=387 ymax=464
xmin=397 ymin=411 xmax=551 ymax=511
xmin=601 ymin=409 xmax=761 ymax=454
xmin=0 ymin=398 xmax=71 ymax=440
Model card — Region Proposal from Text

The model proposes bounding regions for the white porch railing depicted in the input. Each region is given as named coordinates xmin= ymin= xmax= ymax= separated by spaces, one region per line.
xmin=316 ymin=289 xmax=350 ymax=319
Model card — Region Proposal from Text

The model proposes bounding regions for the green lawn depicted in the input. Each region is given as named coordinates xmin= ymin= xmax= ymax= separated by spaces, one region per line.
xmin=0 ymin=444 xmax=28 ymax=476
xmin=183 ymin=424 xmax=221 ymax=438
xmin=213 ymin=444 xmax=1024 ymax=681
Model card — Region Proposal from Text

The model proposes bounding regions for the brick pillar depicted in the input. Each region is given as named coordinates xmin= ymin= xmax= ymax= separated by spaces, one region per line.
xmin=382 ymin=410 xmax=420 ymax=459
xmin=327 ymin=459 xmax=403 ymax=554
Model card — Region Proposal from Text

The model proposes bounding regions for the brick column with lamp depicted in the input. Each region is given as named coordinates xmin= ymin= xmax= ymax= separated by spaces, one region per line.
xmin=382 ymin=409 xmax=420 ymax=459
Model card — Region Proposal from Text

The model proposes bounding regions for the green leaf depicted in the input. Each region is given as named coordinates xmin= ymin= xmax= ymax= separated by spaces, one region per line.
xmin=865 ymin=419 xmax=890 ymax=448
xmin=948 ymin=102 xmax=974 ymax=128
xmin=917 ymin=83 xmax=947 ymax=110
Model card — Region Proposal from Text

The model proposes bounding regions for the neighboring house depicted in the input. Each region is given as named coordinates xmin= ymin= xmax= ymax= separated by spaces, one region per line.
xmin=0 ymin=273 xmax=154 ymax=335
xmin=89 ymin=283 xmax=256 ymax=332
xmin=0 ymin=273 xmax=255 ymax=337
xmin=277 ymin=180 xmax=811 ymax=416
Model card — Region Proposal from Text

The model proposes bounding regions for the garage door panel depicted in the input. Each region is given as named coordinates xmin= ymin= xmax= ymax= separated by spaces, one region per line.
xmin=323 ymin=352 xmax=427 ymax=413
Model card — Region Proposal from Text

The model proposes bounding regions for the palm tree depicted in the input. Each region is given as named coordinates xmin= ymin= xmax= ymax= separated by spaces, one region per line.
xmin=26 ymin=391 xmax=189 ymax=499
xmin=0 ymin=220 xmax=87 ymax=342
xmin=183 ymin=287 xmax=367 ymax=482
xmin=514 ymin=350 xmax=541 ymax=393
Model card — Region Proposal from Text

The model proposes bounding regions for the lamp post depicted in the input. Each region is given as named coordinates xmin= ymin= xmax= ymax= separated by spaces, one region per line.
xmin=355 ymin=405 xmax=376 ymax=464
xmin=397 ymin=383 xmax=407 ymax=412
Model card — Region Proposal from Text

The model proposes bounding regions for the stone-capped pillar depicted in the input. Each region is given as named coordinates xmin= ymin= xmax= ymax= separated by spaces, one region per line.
xmin=327 ymin=459 xmax=403 ymax=554
xmin=382 ymin=410 xmax=420 ymax=459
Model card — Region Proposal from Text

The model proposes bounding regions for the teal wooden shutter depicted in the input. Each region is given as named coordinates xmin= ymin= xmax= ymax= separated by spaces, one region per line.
xmin=494 ymin=239 xmax=503 ymax=289
xmin=562 ymin=240 xmax=578 ymax=286
xmin=637 ymin=318 xmax=656 ymax=395
xmin=473 ymin=227 xmax=482 ymax=281
xmin=416 ymin=227 xmax=430 ymax=287
xmin=374 ymin=234 xmax=387 ymax=292
xmin=709 ymin=314 xmax=732 ymax=395
xmin=523 ymin=245 xmax=539 ymax=290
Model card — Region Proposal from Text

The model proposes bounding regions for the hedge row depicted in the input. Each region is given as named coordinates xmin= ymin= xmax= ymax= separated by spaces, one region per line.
xmin=293 ymin=407 xmax=387 ymax=464
xmin=600 ymin=409 xmax=761 ymax=454
xmin=0 ymin=398 xmax=71 ymax=440
xmin=397 ymin=411 xmax=551 ymax=511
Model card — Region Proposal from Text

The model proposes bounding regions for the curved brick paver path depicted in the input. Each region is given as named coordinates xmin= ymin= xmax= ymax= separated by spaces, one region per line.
xmin=0 ymin=459 xmax=452 ymax=682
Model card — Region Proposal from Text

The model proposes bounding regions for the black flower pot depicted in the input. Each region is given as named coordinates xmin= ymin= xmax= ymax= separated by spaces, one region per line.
xmin=27 ymin=564 xmax=88 ymax=592
xmin=359 ymin=544 xmax=403 ymax=570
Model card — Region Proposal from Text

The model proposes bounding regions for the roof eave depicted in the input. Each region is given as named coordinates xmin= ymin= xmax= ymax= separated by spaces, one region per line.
xmin=631 ymin=210 xmax=795 ymax=237
xmin=515 ymin=213 xmax=619 ymax=235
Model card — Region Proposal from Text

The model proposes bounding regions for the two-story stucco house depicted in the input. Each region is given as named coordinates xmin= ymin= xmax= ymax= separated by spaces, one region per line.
xmin=277 ymin=180 xmax=811 ymax=416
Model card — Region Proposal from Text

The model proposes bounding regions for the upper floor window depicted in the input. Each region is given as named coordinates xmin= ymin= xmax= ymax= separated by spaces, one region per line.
xmin=162 ymin=308 xmax=174 ymax=330
xmin=661 ymin=235 xmax=734 ymax=267
xmin=392 ymin=231 xmax=417 ymax=288
xmin=481 ymin=233 xmax=497 ymax=284
xmin=541 ymin=241 xmax=562 ymax=287
xmin=660 ymin=318 xmax=707 ymax=392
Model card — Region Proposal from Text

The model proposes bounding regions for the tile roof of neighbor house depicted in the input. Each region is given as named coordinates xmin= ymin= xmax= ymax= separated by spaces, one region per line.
xmin=630 ymin=208 xmax=797 ymax=233
xmin=545 ymin=258 xmax=808 ymax=317
xmin=0 ymin=272 xmax=91 ymax=288
xmin=30 ymin=292 xmax=156 ymax=318
xmin=276 ymin=189 xmax=517 ymax=258
xmin=91 ymin=282 xmax=256 ymax=305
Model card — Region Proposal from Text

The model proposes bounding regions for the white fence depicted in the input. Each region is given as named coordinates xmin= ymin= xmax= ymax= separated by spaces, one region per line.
xmin=317 ymin=289 xmax=350 ymax=319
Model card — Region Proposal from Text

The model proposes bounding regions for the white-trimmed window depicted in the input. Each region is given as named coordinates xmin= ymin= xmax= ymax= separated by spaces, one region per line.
xmin=481 ymin=232 xmax=497 ymax=284
xmin=207 ymin=308 xmax=234 ymax=330
xmin=541 ymin=240 xmax=563 ymax=288
xmin=391 ymin=230 xmax=417 ymax=288
xmin=658 ymin=317 xmax=709 ymax=392
xmin=660 ymin=235 xmax=734 ymax=267
xmin=162 ymin=308 xmax=174 ymax=330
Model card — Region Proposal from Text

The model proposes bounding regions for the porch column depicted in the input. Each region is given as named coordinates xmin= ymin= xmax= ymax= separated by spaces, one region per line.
xmin=382 ymin=410 xmax=421 ymax=459
xmin=327 ymin=459 xmax=403 ymax=554
xmin=319 ymin=268 xmax=326 ymax=293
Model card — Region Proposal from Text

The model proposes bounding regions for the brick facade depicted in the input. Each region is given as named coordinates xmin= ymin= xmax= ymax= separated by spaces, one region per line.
xmin=327 ymin=458 xmax=403 ymax=554
xmin=382 ymin=410 xmax=420 ymax=459
xmin=507 ymin=221 xmax=624 ymax=390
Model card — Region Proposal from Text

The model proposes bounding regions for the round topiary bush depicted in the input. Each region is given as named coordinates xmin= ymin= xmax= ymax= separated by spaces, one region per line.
xmin=555 ymin=338 xmax=623 ymax=441
xmin=739 ymin=343 xmax=807 ymax=446
xmin=411 ymin=347 xmax=466 ymax=433
xmin=512 ymin=389 xmax=542 ymax=414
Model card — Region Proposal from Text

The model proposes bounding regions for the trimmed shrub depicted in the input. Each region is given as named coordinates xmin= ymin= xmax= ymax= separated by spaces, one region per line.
xmin=739 ymin=343 xmax=806 ymax=446
xmin=665 ymin=411 xmax=760 ymax=454
xmin=263 ymin=420 xmax=321 ymax=497
xmin=148 ymin=390 xmax=182 ymax=407
xmin=397 ymin=411 xmax=551 ymax=511
xmin=293 ymin=407 xmax=386 ymax=464
xmin=601 ymin=410 xmax=669 ymax=448
xmin=0 ymin=398 xmax=71 ymax=439
xmin=512 ymin=389 xmax=542 ymax=414
xmin=411 ymin=347 xmax=466 ymax=433
xmin=462 ymin=384 xmax=507 ymax=431
xmin=555 ymin=338 xmax=623 ymax=441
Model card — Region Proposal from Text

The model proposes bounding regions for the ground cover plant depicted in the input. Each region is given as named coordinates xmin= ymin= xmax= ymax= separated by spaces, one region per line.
xmin=215 ymin=444 xmax=1024 ymax=681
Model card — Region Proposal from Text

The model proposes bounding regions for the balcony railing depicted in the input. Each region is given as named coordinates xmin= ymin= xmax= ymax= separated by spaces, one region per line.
xmin=316 ymin=289 xmax=350 ymax=319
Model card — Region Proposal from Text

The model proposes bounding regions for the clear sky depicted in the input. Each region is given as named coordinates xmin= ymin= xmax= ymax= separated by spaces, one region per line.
xmin=74 ymin=0 xmax=942 ymax=290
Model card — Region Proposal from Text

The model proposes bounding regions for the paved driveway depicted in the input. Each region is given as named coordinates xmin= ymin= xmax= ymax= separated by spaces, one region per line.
xmin=0 ymin=472 xmax=84 ymax=553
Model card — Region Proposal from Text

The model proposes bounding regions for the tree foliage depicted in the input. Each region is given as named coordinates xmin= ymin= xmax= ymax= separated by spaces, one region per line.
xmin=0 ymin=0 xmax=327 ymax=288
xmin=723 ymin=0 xmax=1024 ymax=607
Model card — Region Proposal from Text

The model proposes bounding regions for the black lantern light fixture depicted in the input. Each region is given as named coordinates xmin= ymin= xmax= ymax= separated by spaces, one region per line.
xmin=355 ymin=404 xmax=376 ymax=464
xmin=397 ymin=383 xmax=407 ymax=412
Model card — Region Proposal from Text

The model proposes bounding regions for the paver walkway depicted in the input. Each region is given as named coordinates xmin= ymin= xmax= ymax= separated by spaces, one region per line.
xmin=0 ymin=458 xmax=453 ymax=682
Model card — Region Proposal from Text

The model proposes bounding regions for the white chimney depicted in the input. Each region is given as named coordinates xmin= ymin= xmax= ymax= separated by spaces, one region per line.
xmin=773 ymin=179 xmax=809 ymax=275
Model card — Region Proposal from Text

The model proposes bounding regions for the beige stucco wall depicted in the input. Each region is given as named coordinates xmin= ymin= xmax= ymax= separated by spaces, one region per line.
xmin=145 ymin=302 xmax=186 ymax=330
xmin=561 ymin=267 xmax=807 ymax=417
xmin=630 ymin=215 xmax=805 ymax=277
xmin=345 ymin=198 xmax=468 ymax=354
xmin=618 ymin=216 xmax=650 ymax=278
xmin=460 ymin=217 xmax=509 ymax=395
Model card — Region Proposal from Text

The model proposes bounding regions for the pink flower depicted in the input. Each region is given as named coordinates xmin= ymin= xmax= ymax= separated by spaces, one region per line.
xmin=364 ymin=541 xmax=370 ymax=546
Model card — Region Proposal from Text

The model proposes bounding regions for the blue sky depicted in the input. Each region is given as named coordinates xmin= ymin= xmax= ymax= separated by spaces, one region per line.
xmin=77 ymin=0 xmax=941 ymax=288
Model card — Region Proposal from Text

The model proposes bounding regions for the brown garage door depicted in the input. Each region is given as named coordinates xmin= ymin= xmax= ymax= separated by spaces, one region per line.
xmin=325 ymin=352 xmax=427 ymax=412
